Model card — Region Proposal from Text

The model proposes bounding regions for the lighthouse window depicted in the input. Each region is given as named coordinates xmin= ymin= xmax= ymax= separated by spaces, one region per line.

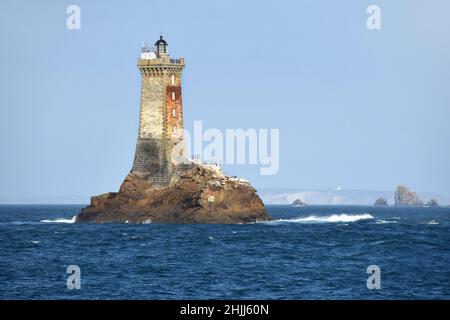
xmin=172 ymin=108 xmax=176 ymax=117
xmin=171 ymin=75 xmax=175 ymax=85
xmin=172 ymin=92 xmax=176 ymax=100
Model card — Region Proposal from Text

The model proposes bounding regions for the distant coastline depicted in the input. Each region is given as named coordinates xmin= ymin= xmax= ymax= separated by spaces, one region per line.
xmin=258 ymin=188 xmax=450 ymax=206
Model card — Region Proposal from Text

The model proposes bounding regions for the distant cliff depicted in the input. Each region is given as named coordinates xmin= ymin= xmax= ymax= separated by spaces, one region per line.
xmin=394 ymin=185 xmax=423 ymax=206
xmin=258 ymin=189 xmax=449 ymax=206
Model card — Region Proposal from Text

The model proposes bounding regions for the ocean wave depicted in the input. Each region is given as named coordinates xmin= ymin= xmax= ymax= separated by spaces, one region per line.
xmin=264 ymin=213 xmax=374 ymax=224
xmin=426 ymin=220 xmax=439 ymax=225
xmin=374 ymin=219 xmax=398 ymax=224
xmin=0 ymin=220 xmax=38 ymax=226
xmin=40 ymin=216 xmax=77 ymax=224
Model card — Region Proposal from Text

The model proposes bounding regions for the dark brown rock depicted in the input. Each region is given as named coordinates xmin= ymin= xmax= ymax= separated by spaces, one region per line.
xmin=76 ymin=164 xmax=271 ymax=224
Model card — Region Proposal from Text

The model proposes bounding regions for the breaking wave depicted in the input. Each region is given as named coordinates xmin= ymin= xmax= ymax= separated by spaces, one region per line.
xmin=40 ymin=216 xmax=77 ymax=224
xmin=264 ymin=213 xmax=374 ymax=224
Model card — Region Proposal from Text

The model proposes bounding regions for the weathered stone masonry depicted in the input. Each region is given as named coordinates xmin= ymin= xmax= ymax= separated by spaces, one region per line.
xmin=131 ymin=37 xmax=187 ymax=186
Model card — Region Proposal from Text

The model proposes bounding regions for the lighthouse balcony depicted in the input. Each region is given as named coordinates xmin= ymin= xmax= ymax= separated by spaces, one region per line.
xmin=169 ymin=58 xmax=182 ymax=64
xmin=138 ymin=57 xmax=185 ymax=66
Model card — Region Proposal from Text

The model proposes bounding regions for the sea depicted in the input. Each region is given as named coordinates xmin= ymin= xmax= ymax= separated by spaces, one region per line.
xmin=0 ymin=204 xmax=449 ymax=300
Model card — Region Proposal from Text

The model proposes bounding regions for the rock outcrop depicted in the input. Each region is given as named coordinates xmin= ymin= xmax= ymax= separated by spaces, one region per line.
xmin=374 ymin=197 xmax=388 ymax=206
xmin=77 ymin=163 xmax=271 ymax=224
xmin=394 ymin=185 xmax=423 ymax=206
xmin=425 ymin=198 xmax=439 ymax=207
xmin=292 ymin=199 xmax=307 ymax=206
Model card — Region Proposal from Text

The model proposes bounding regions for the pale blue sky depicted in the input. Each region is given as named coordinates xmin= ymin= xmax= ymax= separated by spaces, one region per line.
xmin=1 ymin=0 xmax=449 ymax=202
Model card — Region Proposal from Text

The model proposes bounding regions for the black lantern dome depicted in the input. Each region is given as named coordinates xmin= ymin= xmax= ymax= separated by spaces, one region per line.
xmin=155 ymin=36 xmax=168 ymax=54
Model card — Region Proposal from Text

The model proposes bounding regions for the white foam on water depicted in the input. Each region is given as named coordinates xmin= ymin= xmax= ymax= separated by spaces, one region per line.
xmin=142 ymin=219 xmax=152 ymax=224
xmin=262 ymin=213 xmax=374 ymax=225
xmin=426 ymin=220 xmax=439 ymax=225
xmin=40 ymin=216 xmax=77 ymax=224
xmin=374 ymin=219 xmax=398 ymax=224
xmin=30 ymin=241 xmax=40 ymax=244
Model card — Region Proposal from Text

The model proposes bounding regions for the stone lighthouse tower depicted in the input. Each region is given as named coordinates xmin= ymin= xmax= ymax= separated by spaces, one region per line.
xmin=131 ymin=36 xmax=187 ymax=186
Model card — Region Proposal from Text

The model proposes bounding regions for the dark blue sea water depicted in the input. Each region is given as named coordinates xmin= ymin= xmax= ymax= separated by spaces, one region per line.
xmin=0 ymin=204 xmax=449 ymax=299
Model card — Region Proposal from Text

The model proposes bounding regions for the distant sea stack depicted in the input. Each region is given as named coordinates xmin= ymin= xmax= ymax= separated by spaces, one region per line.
xmin=394 ymin=185 xmax=423 ymax=206
xmin=292 ymin=199 xmax=307 ymax=206
xmin=374 ymin=197 xmax=388 ymax=206
xmin=425 ymin=199 xmax=439 ymax=207
xmin=77 ymin=36 xmax=270 ymax=224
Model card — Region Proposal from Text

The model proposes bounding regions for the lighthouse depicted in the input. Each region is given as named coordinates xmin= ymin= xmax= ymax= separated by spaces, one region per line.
xmin=78 ymin=36 xmax=270 ymax=224
xmin=131 ymin=36 xmax=187 ymax=186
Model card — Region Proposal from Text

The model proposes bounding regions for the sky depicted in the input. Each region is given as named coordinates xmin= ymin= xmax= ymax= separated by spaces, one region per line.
xmin=0 ymin=0 xmax=449 ymax=202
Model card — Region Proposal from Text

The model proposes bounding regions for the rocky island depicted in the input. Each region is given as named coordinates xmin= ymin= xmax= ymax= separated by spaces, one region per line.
xmin=77 ymin=36 xmax=270 ymax=224
xmin=394 ymin=185 xmax=423 ymax=206
xmin=77 ymin=163 xmax=269 ymax=224
xmin=425 ymin=198 xmax=439 ymax=207
xmin=374 ymin=197 xmax=388 ymax=206
xmin=291 ymin=199 xmax=307 ymax=206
